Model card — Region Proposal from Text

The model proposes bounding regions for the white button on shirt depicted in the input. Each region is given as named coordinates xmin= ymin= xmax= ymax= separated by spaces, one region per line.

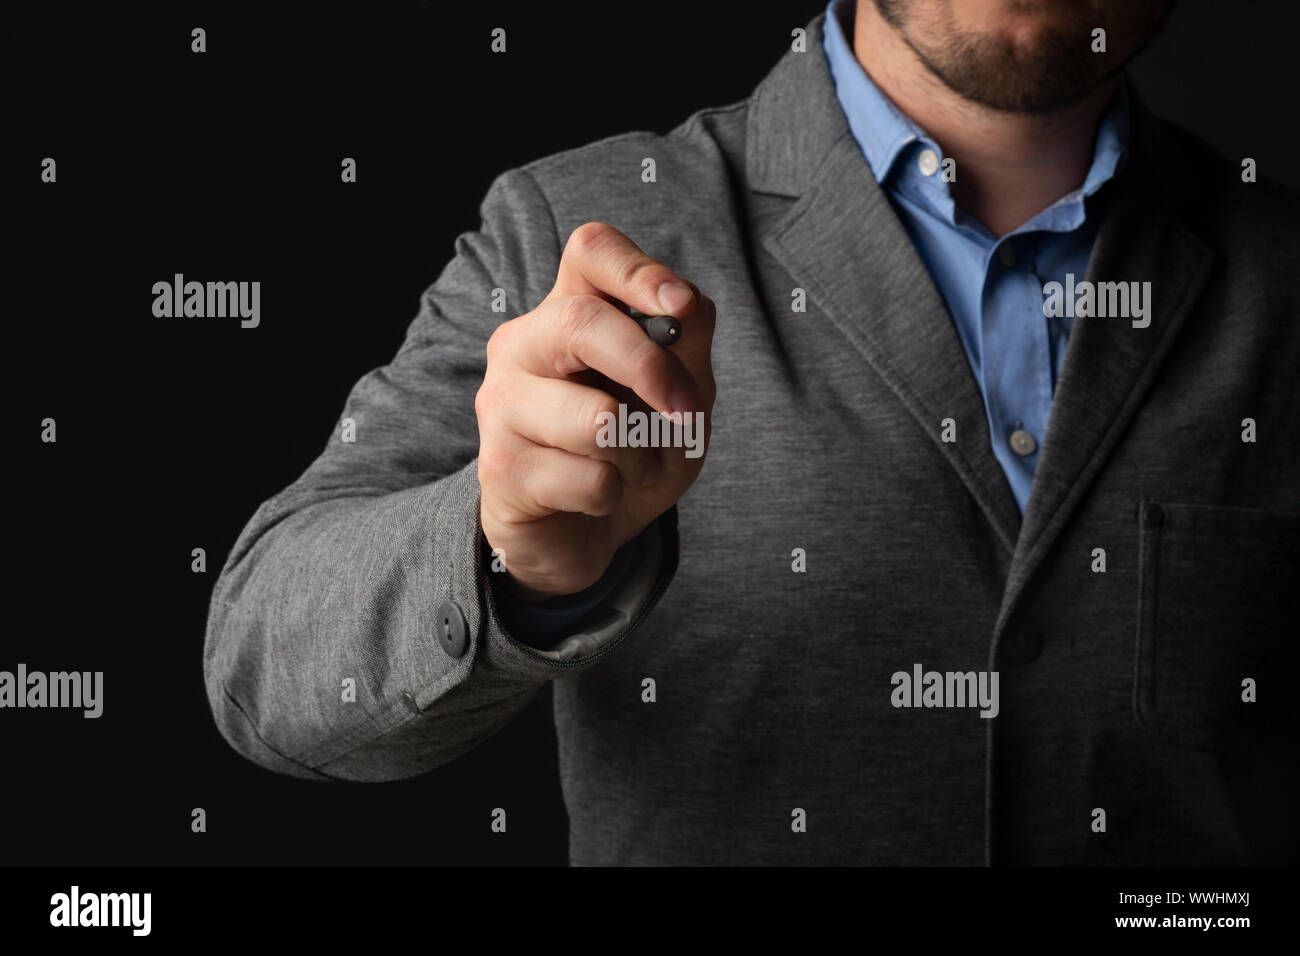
xmin=917 ymin=149 xmax=939 ymax=176
xmin=1009 ymin=429 xmax=1037 ymax=456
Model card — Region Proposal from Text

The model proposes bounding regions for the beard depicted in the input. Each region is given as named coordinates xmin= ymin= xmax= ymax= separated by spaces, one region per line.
xmin=873 ymin=0 xmax=1171 ymax=113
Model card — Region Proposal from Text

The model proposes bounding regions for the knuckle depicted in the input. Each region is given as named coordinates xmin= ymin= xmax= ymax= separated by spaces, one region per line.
xmin=485 ymin=320 xmax=513 ymax=363
xmin=583 ymin=462 xmax=623 ymax=515
xmin=628 ymin=341 xmax=670 ymax=384
xmin=584 ymin=393 xmax=623 ymax=434
xmin=476 ymin=444 xmax=513 ymax=488
xmin=474 ymin=377 xmax=503 ymax=422
xmin=554 ymin=293 xmax=602 ymax=340
xmin=616 ymin=256 xmax=662 ymax=298
xmin=566 ymin=221 xmax=611 ymax=258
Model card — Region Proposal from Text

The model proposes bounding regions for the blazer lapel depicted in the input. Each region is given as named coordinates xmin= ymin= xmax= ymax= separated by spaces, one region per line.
xmin=993 ymin=91 xmax=1218 ymax=638
xmin=750 ymin=12 xmax=1023 ymax=554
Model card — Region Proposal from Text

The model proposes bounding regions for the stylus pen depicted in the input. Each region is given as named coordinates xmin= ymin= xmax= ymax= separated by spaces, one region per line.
xmin=636 ymin=314 xmax=682 ymax=346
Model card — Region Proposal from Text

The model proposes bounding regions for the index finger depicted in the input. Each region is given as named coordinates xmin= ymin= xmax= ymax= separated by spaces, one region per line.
xmin=516 ymin=293 xmax=704 ymax=418
xmin=547 ymin=221 xmax=697 ymax=319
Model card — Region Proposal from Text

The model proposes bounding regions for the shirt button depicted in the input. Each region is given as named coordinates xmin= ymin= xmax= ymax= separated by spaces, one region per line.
xmin=998 ymin=244 xmax=1017 ymax=268
xmin=1009 ymin=429 xmax=1037 ymax=456
xmin=917 ymin=148 xmax=939 ymax=176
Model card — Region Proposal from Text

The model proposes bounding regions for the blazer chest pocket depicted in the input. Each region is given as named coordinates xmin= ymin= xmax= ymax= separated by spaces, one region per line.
xmin=1135 ymin=501 xmax=1300 ymax=751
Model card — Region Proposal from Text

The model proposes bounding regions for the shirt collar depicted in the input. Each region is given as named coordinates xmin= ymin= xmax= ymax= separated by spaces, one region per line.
xmin=822 ymin=0 xmax=925 ymax=184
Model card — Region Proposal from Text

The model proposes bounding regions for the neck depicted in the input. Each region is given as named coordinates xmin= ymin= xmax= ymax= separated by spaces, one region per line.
xmin=852 ymin=0 xmax=1117 ymax=237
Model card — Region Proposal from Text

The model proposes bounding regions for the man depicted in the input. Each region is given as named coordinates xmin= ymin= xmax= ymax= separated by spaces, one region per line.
xmin=204 ymin=0 xmax=1299 ymax=865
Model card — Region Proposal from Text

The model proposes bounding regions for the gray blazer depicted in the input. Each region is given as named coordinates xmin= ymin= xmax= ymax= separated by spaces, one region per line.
xmin=204 ymin=11 xmax=1300 ymax=864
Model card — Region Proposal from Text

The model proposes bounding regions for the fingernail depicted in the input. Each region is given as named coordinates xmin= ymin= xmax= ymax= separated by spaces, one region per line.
xmin=657 ymin=280 xmax=694 ymax=315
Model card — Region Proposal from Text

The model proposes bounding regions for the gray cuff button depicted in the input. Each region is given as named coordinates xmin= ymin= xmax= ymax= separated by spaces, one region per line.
xmin=436 ymin=600 xmax=469 ymax=658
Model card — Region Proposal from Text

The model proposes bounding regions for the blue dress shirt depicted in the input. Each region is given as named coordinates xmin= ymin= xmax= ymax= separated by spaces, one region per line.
xmin=822 ymin=0 xmax=1129 ymax=513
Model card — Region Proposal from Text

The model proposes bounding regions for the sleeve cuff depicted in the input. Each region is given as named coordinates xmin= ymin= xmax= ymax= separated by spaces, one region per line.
xmin=486 ymin=530 xmax=649 ymax=649
xmin=485 ymin=518 xmax=668 ymax=662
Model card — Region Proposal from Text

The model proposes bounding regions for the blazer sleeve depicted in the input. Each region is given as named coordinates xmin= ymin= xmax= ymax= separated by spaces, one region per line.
xmin=202 ymin=167 xmax=680 ymax=782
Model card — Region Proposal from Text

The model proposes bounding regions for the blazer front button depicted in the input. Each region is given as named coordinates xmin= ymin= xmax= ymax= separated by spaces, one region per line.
xmin=1001 ymin=624 xmax=1044 ymax=665
xmin=436 ymin=600 xmax=470 ymax=658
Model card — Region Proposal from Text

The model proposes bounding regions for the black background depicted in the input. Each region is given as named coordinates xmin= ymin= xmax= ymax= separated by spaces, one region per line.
xmin=4 ymin=0 xmax=1298 ymax=866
